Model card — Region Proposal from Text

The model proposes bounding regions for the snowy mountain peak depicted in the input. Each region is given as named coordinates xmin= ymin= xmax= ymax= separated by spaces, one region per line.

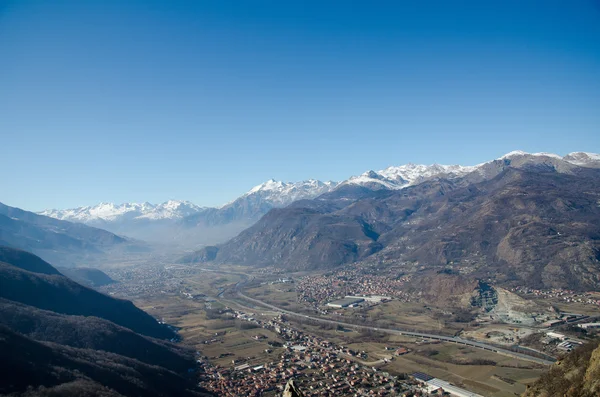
xmin=500 ymin=150 xmax=562 ymax=160
xmin=39 ymin=200 xmax=206 ymax=223
xmin=342 ymin=162 xmax=477 ymax=191
xmin=240 ymin=179 xmax=339 ymax=206
xmin=562 ymin=152 xmax=600 ymax=166
xmin=40 ymin=150 xmax=600 ymax=230
xmin=247 ymin=179 xmax=286 ymax=194
xmin=497 ymin=150 xmax=600 ymax=167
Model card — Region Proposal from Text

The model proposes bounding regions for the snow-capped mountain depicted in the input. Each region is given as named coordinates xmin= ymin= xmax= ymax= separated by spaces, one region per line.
xmin=181 ymin=179 xmax=339 ymax=229
xmin=340 ymin=151 xmax=600 ymax=191
xmin=40 ymin=200 xmax=205 ymax=223
xmin=39 ymin=150 xmax=600 ymax=247
xmin=239 ymin=179 xmax=338 ymax=205
xmin=341 ymin=163 xmax=477 ymax=190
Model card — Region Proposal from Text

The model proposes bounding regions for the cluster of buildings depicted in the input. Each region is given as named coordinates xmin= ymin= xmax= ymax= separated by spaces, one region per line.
xmin=296 ymin=268 xmax=411 ymax=308
xmin=577 ymin=322 xmax=600 ymax=330
xmin=197 ymin=311 xmax=422 ymax=396
xmin=510 ymin=286 xmax=600 ymax=306
xmin=102 ymin=264 xmax=193 ymax=298
xmin=542 ymin=331 xmax=584 ymax=352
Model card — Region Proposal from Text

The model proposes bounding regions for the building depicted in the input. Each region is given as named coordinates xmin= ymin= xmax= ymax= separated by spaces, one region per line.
xmin=395 ymin=347 xmax=409 ymax=355
xmin=326 ymin=297 xmax=364 ymax=308
xmin=546 ymin=332 xmax=567 ymax=340
xmin=412 ymin=373 xmax=484 ymax=397
xmin=578 ymin=322 xmax=600 ymax=329
xmin=345 ymin=295 xmax=391 ymax=303
xmin=541 ymin=319 xmax=564 ymax=328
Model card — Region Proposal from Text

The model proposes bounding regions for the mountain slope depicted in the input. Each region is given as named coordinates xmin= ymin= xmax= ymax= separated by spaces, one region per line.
xmin=0 ymin=246 xmax=61 ymax=275
xmin=0 ymin=325 xmax=208 ymax=397
xmin=181 ymin=179 xmax=338 ymax=227
xmin=0 ymin=202 xmax=136 ymax=267
xmin=185 ymin=155 xmax=600 ymax=290
xmin=523 ymin=340 xmax=600 ymax=397
xmin=57 ymin=266 xmax=116 ymax=287
xmin=0 ymin=298 xmax=193 ymax=373
xmin=38 ymin=151 xmax=600 ymax=251
xmin=0 ymin=247 xmax=173 ymax=339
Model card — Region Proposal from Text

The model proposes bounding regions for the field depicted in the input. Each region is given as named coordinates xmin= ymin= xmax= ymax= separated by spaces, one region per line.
xmin=120 ymin=267 xmax=594 ymax=397
xmin=281 ymin=315 xmax=544 ymax=397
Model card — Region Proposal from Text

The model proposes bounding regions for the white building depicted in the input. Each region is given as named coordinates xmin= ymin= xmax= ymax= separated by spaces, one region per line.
xmin=578 ymin=322 xmax=600 ymax=329
xmin=413 ymin=373 xmax=484 ymax=397
xmin=345 ymin=295 xmax=391 ymax=303
xmin=546 ymin=331 xmax=567 ymax=340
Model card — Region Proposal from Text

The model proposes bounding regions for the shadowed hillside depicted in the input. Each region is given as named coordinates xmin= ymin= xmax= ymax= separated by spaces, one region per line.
xmin=58 ymin=266 xmax=116 ymax=287
xmin=0 ymin=247 xmax=212 ymax=396
xmin=0 ymin=299 xmax=192 ymax=373
xmin=0 ymin=325 xmax=208 ymax=397
xmin=0 ymin=247 xmax=173 ymax=339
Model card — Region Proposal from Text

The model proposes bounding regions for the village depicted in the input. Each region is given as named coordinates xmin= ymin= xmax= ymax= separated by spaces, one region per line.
xmin=510 ymin=286 xmax=600 ymax=307
xmin=196 ymin=308 xmax=483 ymax=397
xmin=295 ymin=267 xmax=413 ymax=309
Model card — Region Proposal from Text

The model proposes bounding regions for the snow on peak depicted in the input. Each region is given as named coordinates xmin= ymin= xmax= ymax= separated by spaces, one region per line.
xmin=238 ymin=179 xmax=339 ymax=206
xmin=563 ymin=152 xmax=600 ymax=166
xmin=500 ymin=150 xmax=562 ymax=160
xmin=247 ymin=179 xmax=286 ymax=194
xmin=342 ymin=162 xmax=477 ymax=190
xmin=40 ymin=150 xmax=600 ymax=227
xmin=40 ymin=200 xmax=206 ymax=223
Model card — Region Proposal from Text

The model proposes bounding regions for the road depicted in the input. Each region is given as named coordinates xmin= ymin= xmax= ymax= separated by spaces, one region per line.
xmin=235 ymin=290 xmax=556 ymax=366
xmin=192 ymin=266 xmax=556 ymax=366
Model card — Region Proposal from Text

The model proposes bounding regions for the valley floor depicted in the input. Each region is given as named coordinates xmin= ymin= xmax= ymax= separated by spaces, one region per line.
xmin=99 ymin=262 xmax=600 ymax=396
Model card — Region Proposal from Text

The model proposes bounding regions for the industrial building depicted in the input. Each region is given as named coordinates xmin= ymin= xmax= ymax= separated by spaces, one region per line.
xmin=413 ymin=372 xmax=484 ymax=397
xmin=578 ymin=322 xmax=600 ymax=329
xmin=326 ymin=297 xmax=364 ymax=308
xmin=344 ymin=295 xmax=391 ymax=303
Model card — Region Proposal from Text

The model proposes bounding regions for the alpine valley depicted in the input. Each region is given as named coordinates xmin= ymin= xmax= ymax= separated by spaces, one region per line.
xmin=5 ymin=150 xmax=599 ymax=397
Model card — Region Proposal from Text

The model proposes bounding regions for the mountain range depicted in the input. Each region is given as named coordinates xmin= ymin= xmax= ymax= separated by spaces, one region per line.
xmin=39 ymin=180 xmax=339 ymax=246
xmin=0 ymin=202 xmax=147 ymax=267
xmin=180 ymin=151 xmax=600 ymax=290
xmin=41 ymin=151 xmax=600 ymax=249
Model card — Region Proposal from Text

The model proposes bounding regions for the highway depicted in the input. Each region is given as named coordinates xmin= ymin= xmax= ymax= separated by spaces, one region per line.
xmin=235 ymin=290 xmax=556 ymax=366
xmin=193 ymin=266 xmax=556 ymax=366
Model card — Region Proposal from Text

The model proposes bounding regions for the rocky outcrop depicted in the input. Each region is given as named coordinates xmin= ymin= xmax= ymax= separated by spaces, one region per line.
xmin=283 ymin=379 xmax=304 ymax=397
xmin=523 ymin=341 xmax=600 ymax=397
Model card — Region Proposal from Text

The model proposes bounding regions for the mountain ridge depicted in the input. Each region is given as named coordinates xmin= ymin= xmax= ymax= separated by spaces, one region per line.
xmin=182 ymin=154 xmax=600 ymax=290
xmin=40 ymin=151 xmax=600 ymax=223
xmin=36 ymin=151 xmax=600 ymax=250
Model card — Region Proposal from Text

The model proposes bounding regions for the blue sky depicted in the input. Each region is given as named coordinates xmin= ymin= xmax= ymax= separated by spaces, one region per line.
xmin=1 ymin=1 xmax=599 ymax=211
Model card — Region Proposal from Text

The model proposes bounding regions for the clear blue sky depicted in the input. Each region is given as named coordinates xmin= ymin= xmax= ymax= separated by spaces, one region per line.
xmin=1 ymin=1 xmax=599 ymax=211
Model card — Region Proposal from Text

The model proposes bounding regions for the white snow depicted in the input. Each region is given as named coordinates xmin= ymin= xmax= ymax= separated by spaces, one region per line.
xmin=341 ymin=163 xmax=477 ymax=190
xmin=500 ymin=151 xmax=562 ymax=160
xmin=238 ymin=179 xmax=339 ymax=206
xmin=40 ymin=200 xmax=206 ymax=222
xmin=563 ymin=152 xmax=600 ymax=166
